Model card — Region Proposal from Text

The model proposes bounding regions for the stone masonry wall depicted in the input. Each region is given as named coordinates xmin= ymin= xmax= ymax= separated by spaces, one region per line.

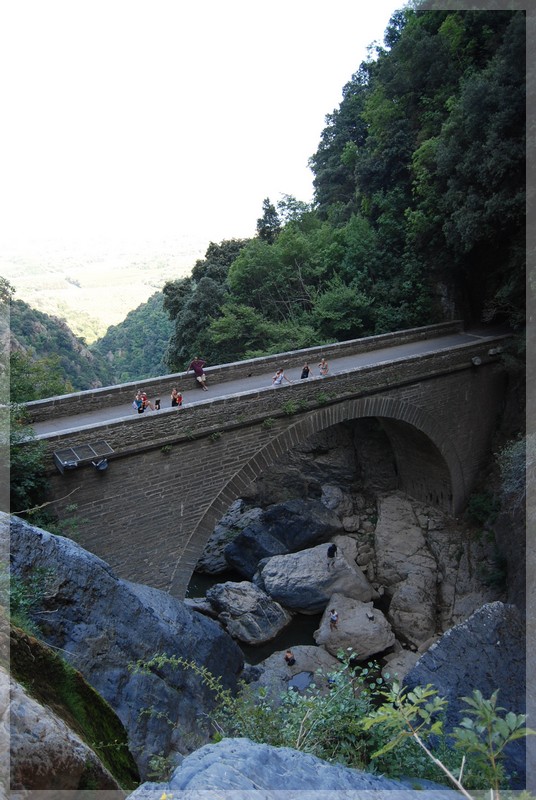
xmin=35 ymin=337 xmax=509 ymax=597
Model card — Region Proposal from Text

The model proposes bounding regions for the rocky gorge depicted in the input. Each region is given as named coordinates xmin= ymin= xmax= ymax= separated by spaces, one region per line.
xmin=4 ymin=420 xmax=527 ymax=794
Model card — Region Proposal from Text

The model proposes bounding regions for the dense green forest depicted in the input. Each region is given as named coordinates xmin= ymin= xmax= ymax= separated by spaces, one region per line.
xmin=9 ymin=298 xmax=112 ymax=395
xmin=5 ymin=7 xmax=526 ymax=396
xmin=163 ymin=8 xmax=525 ymax=371
xmin=7 ymin=291 xmax=173 ymax=398
xmin=90 ymin=292 xmax=173 ymax=384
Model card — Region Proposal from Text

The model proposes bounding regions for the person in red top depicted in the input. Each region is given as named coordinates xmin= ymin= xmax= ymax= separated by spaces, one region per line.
xmin=140 ymin=390 xmax=155 ymax=411
xmin=188 ymin=357 xmax=208 ymax=390
xmin=171 ymin=387 xmax=183 ymax=407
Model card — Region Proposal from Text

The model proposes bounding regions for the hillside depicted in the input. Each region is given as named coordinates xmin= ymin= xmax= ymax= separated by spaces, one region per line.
xmin=163 ymin=9 xmax=525 ymax=371
xmin=9 ymin=298 xmax=113 ymax=392
xmin=89 ymin=291 xmax=173 ymax=384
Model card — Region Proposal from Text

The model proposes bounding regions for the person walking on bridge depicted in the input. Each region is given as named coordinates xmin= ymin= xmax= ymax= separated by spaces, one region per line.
xmin=189 ymin=356 xmax=208 ymax=390
xmin=318 ymin=357 xmax=329 ymax=377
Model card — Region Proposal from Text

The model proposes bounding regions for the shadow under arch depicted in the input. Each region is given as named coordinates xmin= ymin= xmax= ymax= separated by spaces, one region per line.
xmin=172 ymin=395 xmax=466 ymax=597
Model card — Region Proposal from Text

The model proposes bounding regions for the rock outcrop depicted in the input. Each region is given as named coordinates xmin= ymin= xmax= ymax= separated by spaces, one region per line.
xmin=243 ymin=645 xmax=340 ymax=701
xmin=373 ymin=492 xmax=500 ymax=645
xmin=224 ymin=499 xmax=342 ymax=578
xmin=9 ymin=624 xmax=139 ymax=789
xmin=404 ymin=601 xmax=526 ymax=787
xmin=313 ymin=593 xmax=395 ymax=659
xmin=7 ymin=667 xmax=121 ymax=791
xmin=254 ymin=542 xmax=376 ymax=613
xmin=7 ymin=513 xmax=244 ymax=779
xmin=373 ymin=493 xmax=439 ymax=645
xmin=205 ymin=581 xmax=292 ymax=644
xmin=126 ymin=737 xmax=459 ymax=798
xmin=195 ymin=499 xmax=263 ymax=574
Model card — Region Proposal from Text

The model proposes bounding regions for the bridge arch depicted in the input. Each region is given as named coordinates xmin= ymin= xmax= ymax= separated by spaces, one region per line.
xmin=176 ymin=396 xmax=465 ymax=595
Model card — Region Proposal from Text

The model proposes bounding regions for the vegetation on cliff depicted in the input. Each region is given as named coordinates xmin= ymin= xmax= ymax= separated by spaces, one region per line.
xmin=10 ymin=626 xmax=140 ymax=788
xmin=134 ymin=651 xmax=532 ymax=794
xmin=163 ymin=8 xmax=525 ymax=370
xmin=9 ymin=297 xmax=112 ymax=392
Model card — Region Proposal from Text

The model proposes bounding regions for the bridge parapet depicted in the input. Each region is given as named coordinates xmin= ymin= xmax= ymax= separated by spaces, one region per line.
xmin=36 ymin=332 xmax=506 ymax=466
xmin=24 ymin=321 xmax=463 ymax=424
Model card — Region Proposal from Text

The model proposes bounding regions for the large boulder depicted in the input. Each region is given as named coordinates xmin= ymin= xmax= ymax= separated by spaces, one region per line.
xmin=254 ymin=543 xmax=376 ymax=614
xmin=195 ymin=500 xmax=263 ymax=575
xmin=7 ymin=514 xmax=244 ymax=779
xmin=244 ymin=645 xmax=340 ymax=701
xmin=314 ymin=593 xmax=396 ymax=660
xmin=7 ymin=668 xmax=121 ymax=791
xmin=373 ymin=493 xmax=438 ymax=645
xmin=126 ymin=737 xmax=459 ymax=798
xmin=224 ymin=499 xmax=342 ymax=578
xmin=374 ymin=493 xmax=500 ymax=643
xmin=223 ymin=527 xmax=289 ymax=579
xmin=9 ymin=624 xmax=139 ymax=789
xmin=205 ymin=581 xmax=292 ymax=645
xmin=404 ymin=601 xmax=526 ymax=788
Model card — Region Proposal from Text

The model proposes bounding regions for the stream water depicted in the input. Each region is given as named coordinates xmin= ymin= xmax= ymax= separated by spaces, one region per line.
xmin=186 ymin=571 xmax=322 ymax=666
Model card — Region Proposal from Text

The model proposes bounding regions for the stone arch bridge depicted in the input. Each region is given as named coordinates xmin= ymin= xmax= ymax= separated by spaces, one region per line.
xmin=24 ymin=322 xmax=510 ymax=597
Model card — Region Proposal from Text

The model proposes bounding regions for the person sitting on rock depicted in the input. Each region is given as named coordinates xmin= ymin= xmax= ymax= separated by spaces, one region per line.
xmin=326 ymin=542 xmax=337 ymax=569
xmin=284 ymin=649 xmax=296 ymax=666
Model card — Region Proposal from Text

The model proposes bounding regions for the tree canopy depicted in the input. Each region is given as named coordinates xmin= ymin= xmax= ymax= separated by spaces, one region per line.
xmin=162 ymin=8 xmax=524 ymax=371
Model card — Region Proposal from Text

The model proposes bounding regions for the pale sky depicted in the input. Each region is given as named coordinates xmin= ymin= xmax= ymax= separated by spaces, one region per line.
xmin=1 ymin=0 xmax=405 ymax=255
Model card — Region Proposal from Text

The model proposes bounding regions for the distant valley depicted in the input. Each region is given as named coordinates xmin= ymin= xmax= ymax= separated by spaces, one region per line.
xmin=1 ymin=235 xmax=208 ymax=342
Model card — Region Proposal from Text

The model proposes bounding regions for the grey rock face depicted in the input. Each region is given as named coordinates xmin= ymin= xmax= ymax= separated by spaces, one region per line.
xmin=195 ymin=499 xmax=263 ymax=574
xmin=404 ymin=601 xmax=526 ymax=788
xmin=224 ymin=526 xmax=289 ymax=579
xmin=224 ymin=499 xmax=342 ymax=578
xmin=255 ymin=543 xmax=375 ymax=613
xmin=374 ymin=493 xmax=437 ymax=645
xmin=244 ymin=645 xmax=340 ymax=702
xmin=205 ymin=581 xmax=292 ymax=644
xmin=7 ymin=514 xmax=244 ymax=779
xmin=314 ymin=593 xmax=396 ymax=660
xmin=126 ymin=737 xmax=459 ymax=798
xmin=6 ymin=668 xmax=120 ymax=791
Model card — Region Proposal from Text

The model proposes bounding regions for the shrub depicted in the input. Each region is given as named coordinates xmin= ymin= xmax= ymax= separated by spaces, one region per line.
xmin=465 ymin=491 xmax=499 ymax=525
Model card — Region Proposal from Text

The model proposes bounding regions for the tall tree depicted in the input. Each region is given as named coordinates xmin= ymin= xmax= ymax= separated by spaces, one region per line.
xmin=256 ymin=198 xmax=282 ymax=243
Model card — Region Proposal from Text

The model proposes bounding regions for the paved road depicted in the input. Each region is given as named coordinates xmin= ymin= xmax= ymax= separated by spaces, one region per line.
xmin=32 ymin=330 xmax=499 ymax=438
